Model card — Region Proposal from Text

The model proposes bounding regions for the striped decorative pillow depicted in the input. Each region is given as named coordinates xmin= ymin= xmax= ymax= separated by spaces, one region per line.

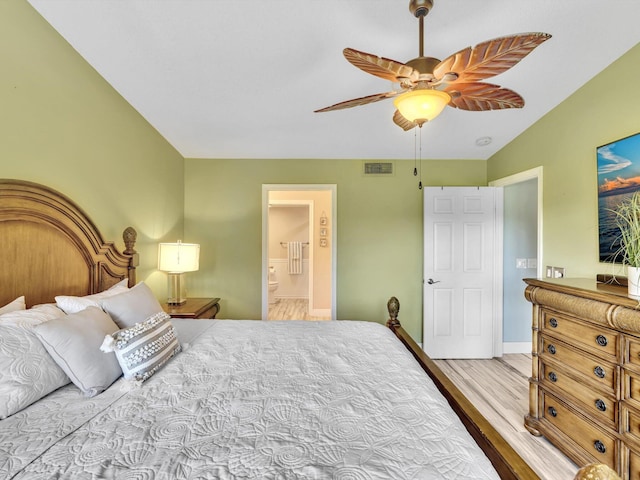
xmin=100 ymin=311 xmax=180 ymax=382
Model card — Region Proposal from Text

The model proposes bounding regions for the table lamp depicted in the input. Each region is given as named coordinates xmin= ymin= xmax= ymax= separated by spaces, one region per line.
xmin=158 ymin=240 xmax=200 ymax=305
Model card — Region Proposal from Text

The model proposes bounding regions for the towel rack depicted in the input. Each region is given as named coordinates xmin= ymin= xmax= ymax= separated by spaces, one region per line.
xmin=280 ymin=242 xmax=309 ymax=247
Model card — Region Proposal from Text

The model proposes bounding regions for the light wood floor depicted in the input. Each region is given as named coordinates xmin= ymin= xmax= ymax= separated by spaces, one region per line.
xmin=268 ymin=298 xmax=331 ymax=321
xmin=434 ymin=354 xmax=578 ymax=480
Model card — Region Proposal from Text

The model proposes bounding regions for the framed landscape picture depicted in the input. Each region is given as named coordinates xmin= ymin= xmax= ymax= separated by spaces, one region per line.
xmin=598 ymin=132 xmax=640 ymax=262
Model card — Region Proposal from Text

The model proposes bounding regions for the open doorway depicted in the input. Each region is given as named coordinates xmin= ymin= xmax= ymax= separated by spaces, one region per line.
xmin=261 ymin=185 xmax=336 ymax=321
xmin=490 ymin=167 xmax=543 ymax=354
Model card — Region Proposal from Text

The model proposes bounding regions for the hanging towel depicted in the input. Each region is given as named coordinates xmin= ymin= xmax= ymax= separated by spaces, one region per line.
xmin=287 ymin=241 xmax=302 ymax=274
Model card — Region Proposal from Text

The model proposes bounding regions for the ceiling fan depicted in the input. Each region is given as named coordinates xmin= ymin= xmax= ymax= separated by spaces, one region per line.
xmin=315 ymin=0 xmax=551 ymax=131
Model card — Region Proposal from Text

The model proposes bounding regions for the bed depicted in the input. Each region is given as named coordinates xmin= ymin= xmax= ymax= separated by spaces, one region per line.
xmin=0 ymin=179 xmax=614 ymax=480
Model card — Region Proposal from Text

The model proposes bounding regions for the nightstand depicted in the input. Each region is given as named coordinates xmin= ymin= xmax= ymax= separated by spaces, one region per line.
xmin=162 ymin=297 xmax=220 ymax=319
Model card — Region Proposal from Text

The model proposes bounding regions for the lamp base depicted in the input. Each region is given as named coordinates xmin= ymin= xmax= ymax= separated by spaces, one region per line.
xmin=167 ymin=272 xmax=187 ymax=305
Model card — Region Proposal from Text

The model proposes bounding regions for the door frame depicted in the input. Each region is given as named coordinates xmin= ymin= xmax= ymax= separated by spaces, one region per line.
xmin=261 ymin=184 xmax=337 ymax=321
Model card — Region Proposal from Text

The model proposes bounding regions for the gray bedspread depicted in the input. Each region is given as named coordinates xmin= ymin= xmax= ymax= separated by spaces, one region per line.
xmin=0 ymin=319 xmax=499 ymax=479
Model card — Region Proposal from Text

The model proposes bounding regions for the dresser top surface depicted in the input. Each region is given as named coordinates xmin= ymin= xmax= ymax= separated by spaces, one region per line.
xmin=524 ymin=277 xmax=639 ymax=308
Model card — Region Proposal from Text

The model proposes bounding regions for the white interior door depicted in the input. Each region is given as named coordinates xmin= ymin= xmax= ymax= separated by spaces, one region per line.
xmin=423 ymin=187 xmax=502 ymax=359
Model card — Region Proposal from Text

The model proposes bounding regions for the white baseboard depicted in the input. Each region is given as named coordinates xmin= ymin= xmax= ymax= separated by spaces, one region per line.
xmin=502 ymin=342 xmax=531 ymax=354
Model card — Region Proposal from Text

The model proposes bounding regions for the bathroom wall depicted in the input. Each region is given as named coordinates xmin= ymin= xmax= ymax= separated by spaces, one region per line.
xmin=268 ymin=206 xmax=310 ymax=261
xmin=268 ymin=205 xmax=310 ymax=299
xmin=269 ymin=189 xmax=333 ymax=312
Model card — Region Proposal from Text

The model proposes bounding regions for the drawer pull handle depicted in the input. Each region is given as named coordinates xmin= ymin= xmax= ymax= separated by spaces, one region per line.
xmin=596 ymin=335 xmax=608 ymax=347
xmin=595 ymin=399 xmax=607 ymax=412
xmin=547 ymin=406 xmax=557 ymax=417
xmin=547 ymin=344 xmax=556 ymax=355
xmin=594 ymin=366 xmax=606 ymax=379
xmin=548 ymin=372 xmax=558 ymax=382
xmin=594 ymin=440 xmax=606 ymax=454
xmin=549 ymin=318 xmax=558 ymax=328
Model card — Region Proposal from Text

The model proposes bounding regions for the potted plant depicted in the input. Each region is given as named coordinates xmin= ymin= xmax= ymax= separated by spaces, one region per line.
xmin=612 ymin=191 xmax=640 ymax=296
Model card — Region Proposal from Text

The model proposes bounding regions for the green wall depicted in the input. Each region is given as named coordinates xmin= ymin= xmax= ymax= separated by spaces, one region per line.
xmin=184 ymin=158 xmax=487 ymax=340
xmin=9 ymin=0 xmax=638 ymax=341
xmin=488 ymin=43 xmax=640 ymax=279
xmin=0 ymin=0 xmax=185 ymax=293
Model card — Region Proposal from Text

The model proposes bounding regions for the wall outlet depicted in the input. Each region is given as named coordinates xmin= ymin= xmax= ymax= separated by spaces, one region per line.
xmin=546 ymin=266 xmax=565 ymax=278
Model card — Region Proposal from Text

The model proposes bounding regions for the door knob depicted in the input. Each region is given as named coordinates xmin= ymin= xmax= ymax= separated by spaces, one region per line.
xmin=427 ymin=278 xmax=440 ymax=284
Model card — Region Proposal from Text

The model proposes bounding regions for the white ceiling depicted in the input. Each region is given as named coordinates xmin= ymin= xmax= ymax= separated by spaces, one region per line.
xmin=28 ymin=0 xmax=640 ymax=160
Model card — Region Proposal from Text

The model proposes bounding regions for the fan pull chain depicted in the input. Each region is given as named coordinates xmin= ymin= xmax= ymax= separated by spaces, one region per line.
xmin=413 ymin=129 xmax=418 ymax=177
xmin=418 ymin=126 xmax=423 ymax=190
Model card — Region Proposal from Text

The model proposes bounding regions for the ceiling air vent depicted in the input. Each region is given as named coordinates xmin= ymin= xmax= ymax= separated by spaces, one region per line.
xmin=363 ymin=161 xmax=394 ymax=176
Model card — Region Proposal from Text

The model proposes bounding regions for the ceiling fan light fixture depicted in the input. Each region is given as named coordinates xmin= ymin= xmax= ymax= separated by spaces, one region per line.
xmin=393 ymin=89 xmax=451 ymax=126
xmin=315 ymin=0 xmax=551 ymax=132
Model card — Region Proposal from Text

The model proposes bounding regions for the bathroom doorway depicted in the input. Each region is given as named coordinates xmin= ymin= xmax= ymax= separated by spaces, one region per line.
xmin=261 ymin=185 xmax=336 ymax=321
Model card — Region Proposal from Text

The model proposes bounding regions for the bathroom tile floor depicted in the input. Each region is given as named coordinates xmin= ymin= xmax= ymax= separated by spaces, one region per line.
xmin=268 ymin=298 xmax=331 ymax=321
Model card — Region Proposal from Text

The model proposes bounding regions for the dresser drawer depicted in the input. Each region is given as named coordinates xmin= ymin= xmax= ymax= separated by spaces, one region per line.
xmin=542 ymin=391 xmax=616 ymax=467
xmin=541 ymin=361 xmax=617 ymax=426
xmin=624 ymin=370 xmax=640 ymax=412
xmin=629 ymin=447 xmax=640 ymax=480
xmin=627 ymin=338 xmax=640 ymax=371
xmin=542 ymin=309 xmax=618 ymax=360
xmin=541 ymin=335 xmax=617 ymax=392
xmin=622 ymin=405 xmax=640 ymax=448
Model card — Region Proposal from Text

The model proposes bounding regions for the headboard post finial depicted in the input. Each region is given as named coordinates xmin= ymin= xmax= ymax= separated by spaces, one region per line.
xmin=386 ymin=296 xmax=401 ymax=328
xmin=122 ymin=227 xmax=139 ymax=287
xmin=123 ymin=227 xmax=138 ymax=255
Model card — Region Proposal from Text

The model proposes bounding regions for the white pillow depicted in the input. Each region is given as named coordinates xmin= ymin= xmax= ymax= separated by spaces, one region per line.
xmin=34 ymin=306 xmax=123 ymax=397
xmin=0 ymin=305 xmax=70 ymax=419
xmin=55 ymin=279 xmax=129 ymax=314
xmin=0 ymin=296 xmax=26 ymax=316
xmin=100 ymin=282 xmax=164 ymax=329
xmin=101 ymin=311 xmax=180 ymax=382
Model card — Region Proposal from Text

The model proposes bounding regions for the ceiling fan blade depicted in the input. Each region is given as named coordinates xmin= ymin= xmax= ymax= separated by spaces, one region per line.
xmin=434 ymin=32 xmax=551 ymax=83
xmin=393 ymin=110 xmax=417 ymax=131
xmin=315 ymin=91 xmax=398 ymax=113
xmin=343 ymin=48 xmax=419 ymax=84
xmin=445 ymin=82 xmax=524 ymax=111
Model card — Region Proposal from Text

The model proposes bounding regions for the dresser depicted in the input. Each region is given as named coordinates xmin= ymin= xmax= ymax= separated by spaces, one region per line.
xmin=524 ymin=278 xmax=640 ymax=479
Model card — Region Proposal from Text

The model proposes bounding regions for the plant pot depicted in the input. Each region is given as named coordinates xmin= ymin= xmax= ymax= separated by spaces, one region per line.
xmin=629 ymin=266 xmax=640 ymax=297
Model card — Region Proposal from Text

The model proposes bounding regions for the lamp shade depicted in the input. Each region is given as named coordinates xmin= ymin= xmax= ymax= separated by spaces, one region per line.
xmin=158 ymin=242 xmax=200 ymax=273
xmin=393 ymin=89 xmax=451 ymax=126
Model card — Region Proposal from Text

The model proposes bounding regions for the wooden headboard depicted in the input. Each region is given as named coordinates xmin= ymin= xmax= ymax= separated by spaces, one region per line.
xmin=0 ymin=179 xmax=138 ymax=307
